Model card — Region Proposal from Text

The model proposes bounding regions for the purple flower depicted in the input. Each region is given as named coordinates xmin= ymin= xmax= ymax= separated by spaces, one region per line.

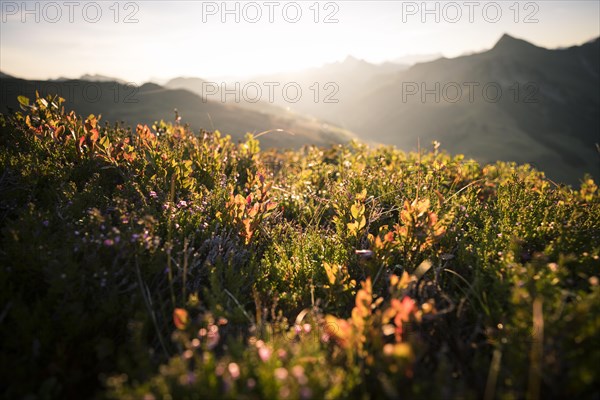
xmin=300 ymin=387 xmax=312 ymax=399
xmin=185 ymin=372 xmax=196 ymax=385
xmin=103 ymin=239 xmax=114 ymax=246
xmin=149 ymin=190 xmax=157 ymax=199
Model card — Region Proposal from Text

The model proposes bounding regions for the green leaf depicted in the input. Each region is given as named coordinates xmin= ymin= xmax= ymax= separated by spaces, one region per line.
xmin=99 ymin=135 xmax=111 ymax=150
xmin=414 ymin=260 xmax=432 ymax=279
xmin=17 ymin=95 xmax=30 ymax=107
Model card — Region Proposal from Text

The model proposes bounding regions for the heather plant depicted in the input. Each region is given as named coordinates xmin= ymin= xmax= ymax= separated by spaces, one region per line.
xmin=0 ymin=93 xmax=598 ymax=399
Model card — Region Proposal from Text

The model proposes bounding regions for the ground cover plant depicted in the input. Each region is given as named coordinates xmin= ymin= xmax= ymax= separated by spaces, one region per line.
xmin=0 ymin=94 xmax=598 ymax=399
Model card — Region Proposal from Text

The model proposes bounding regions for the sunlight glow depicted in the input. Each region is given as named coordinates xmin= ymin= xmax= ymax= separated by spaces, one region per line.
xmin=0 ymin=1 xmax=598 ymax=82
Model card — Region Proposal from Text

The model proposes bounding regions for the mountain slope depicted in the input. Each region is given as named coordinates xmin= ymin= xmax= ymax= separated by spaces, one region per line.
xmin=165 ymin=76 xmax=302 ymax=117
xmin=80 ymin=74 xmax=128 ymax=84
xmin=344 ymin=34 xmax=600 ymax=184
xmin=0 ymin=77 xmax=356 ymax=148
xmin=246 ymin=57 xmax=409 ymax=128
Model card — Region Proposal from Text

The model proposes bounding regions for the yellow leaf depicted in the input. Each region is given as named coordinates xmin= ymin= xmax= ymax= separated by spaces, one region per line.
xmin=358 ymin=216 xmax=367 ymax=230
xmin=356 ymin=188 xmax=367 ymax=201
xmin=347 ymin=221 xmax=358 ymax=235
xmin=414 ymin=198 xmax=430 ymax=217
xmin=351 ymin=202 xmax=362 ymax=219
xmin=323 ymin=262 xmax=337 ymax=285
xmin=434 ymin=189 xmax=444 ymax=206
xmin=390 ymin=343 xmax=413 ymax=359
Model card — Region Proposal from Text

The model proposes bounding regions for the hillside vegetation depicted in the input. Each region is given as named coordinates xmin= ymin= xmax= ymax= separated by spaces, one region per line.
xmin=0 ymin=77 xmax=356 ymax=149
xmin=0 ymin=94 xmax=599 ymax=399
xmin=258 ymin=35 xmax=600 ymax=184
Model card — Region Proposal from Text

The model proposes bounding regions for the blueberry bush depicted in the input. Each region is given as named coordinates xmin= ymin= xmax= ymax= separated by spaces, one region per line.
xmin=0 ymin=94 xmax=598 ymax=399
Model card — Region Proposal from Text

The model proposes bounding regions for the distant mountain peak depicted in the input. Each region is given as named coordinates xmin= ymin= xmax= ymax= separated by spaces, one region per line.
xmin=342 ymin=55 xmax=369 ymax=66
xmin=343 ymin=55 xmax=361 ymax=62
xmin=80 ymin=73 xmax=126 ymax=84
xmin=492 ymin=34 xmax=538 ymax=52
xmin=585 ymin=36 xmax=600 ymax=45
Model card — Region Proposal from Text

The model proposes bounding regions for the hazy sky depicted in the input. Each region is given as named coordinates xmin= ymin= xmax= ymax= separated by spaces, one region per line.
xmin=1 ymin=1 xmax=598 ymax=83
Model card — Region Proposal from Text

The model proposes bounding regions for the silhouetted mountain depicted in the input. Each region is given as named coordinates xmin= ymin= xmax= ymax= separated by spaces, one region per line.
xmin=2 ymin=34 xmax=597 ymax=183
xmin=246 ymin=56 xmax=408 ymax=130
xmin=265 ymin=34 xmax=598 ymax=184
xmin=0 ymin=77 xmax=356 ymax=148
xmin=492 ymin=33 xmax=542 ymax=54
xmin=165 ymin=77 xmax=291 ymax=116
xmin=393 ymin=53 xmax=443 ymax=65
xmin=166 ymin=77 xmax=210 ymax=92
xmin=167 ymin=58 xmax=408 ymax=131
xmin=350 ymin=34 xmax=600 ymax=183
xmin=80 ymin=74 xmax=128 ymax=84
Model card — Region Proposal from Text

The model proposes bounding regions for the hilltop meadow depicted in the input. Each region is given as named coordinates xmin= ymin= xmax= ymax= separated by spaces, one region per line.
xmin=0 ymin=94 xmax=598 ymax=399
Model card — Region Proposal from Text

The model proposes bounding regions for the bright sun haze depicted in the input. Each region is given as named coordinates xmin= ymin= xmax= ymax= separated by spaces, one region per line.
xmin=1 ymin=1 xmax=598 ymax=83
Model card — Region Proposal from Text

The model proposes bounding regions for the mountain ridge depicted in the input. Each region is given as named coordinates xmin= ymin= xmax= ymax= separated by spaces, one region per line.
xmin=0 ymin=77 xmax=357 ymax=149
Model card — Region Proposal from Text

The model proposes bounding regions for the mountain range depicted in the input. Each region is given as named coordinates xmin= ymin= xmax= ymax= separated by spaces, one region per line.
xmin=1 ymin=34 xmax=598 ymax=184
xmin=255 ymin=34 xmax=599 ymax=183
xmin=0 ymin=78 xmax=356 ymax=149
xmin=346 ymin=34 xmax=599 ymax=184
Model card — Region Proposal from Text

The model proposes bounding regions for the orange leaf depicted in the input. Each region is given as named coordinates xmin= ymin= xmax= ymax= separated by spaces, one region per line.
xmin=90 ymin=128 xmax=99 ymax=144
xmin=55 ymin=125 xmax=65 ymax=138
xmin=324 ymin=315 xmax=352 ymax=348
xmin=173 ymin=308 xmax=189 ymax=330
xmin=384 ymin=231 xmax=394 ymax=243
